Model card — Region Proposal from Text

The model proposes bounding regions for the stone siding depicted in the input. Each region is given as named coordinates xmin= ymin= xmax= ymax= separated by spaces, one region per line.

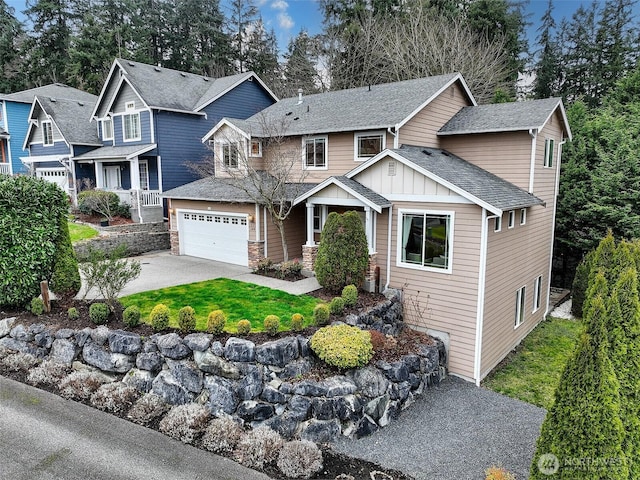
xmin=248 ymin=241 xmax=265 ymax=270
xmin=74 ymin=222 xmax=170 ymax=258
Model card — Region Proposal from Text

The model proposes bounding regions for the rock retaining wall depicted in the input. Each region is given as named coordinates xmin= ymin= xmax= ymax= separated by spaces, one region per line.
xmin=73 ymin=222 xmax=170 ymax=257
xmin=0 ymin=295 xmax=446 ymax=442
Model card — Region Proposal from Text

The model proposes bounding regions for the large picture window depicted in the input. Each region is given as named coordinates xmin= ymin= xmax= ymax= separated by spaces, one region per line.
xmin=304 ymin=137 xmax=327 ymax=168
xmin=399 ymin=211 xmax=452 ymax=271
xmin=355 ymin=132 xmax=384 ymax=160
xmin=123 ymin=112 xmax=141 ymax=141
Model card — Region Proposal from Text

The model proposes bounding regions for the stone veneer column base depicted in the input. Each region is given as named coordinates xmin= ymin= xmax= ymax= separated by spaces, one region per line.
xmin=302 ymin=245 xmax=318 ymax=272
xmin=363 ymin=253 xmax=378 ymax=293
xmin=248 ymin=241 xmax=265 ymax=270
xmin=169 ymin=230 xmax=179 ymax=255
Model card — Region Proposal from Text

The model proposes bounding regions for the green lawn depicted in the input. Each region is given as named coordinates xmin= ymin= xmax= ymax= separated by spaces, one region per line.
xmin=120 ymin=278 xmax=321 ymax=333
xmin=482 ymin=317 xmax=583 ymax=410
xmin=68 ymin=222 xmax=99 ymax=243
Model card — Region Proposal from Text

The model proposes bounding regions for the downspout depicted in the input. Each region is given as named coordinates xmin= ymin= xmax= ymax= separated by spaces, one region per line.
xmin=528 ymin=128 xmax=537 ymax=193
xmin=546 ymin=139 xmax=566 ymax=315
xmin=255 ymin=203 xmax=260 ymax=242
xmin=385 ymin=205 xmax=393 ymax=290
xmin=263 ymin=206 xmax=268 ymax=258
xmin=388 ymin=126 xmax=399 ymax=149
xmin=474 ymin=209 xmax=496 ymax=386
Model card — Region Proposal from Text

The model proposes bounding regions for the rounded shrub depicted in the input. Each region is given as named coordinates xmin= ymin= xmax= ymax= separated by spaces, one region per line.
xmin=330 ymin=296 xmax=346 ymax=315
xmin=67 ymin=307 xmax=79 ymax=321
xmin=290 ymin=313 xmax=304 ymax=332
xmin=123 ymin=305 xmax=141 ymax=327
xmin=30 ymin=297 xmax=45 ymax=316
xmin=237 ymin=319 xmax=251 ymax=336
xmin=341 ymin=284 xmax=358 ymax=307
xmin=277 ymin=440 xmax=323 ymax=479
xmin=150 ymin=304 xmax=170 ymax=331
xmin=313 ymin=303 xmax=330 ymax=326
xmin=207 ymin=310 xmax=226 ymax=335
xmin=310 ymin=324 xmax=373 ymax=369
xmin=263 ymin=315 xmax=280 ymax=336
xmin=89 ymin=302 xmax=110 ymax=325
xmin=178 ymin=306 xmax=196 ymax=332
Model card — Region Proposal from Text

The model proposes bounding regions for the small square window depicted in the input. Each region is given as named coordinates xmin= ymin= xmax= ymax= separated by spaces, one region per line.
xmin=508 ymin=210 xmax=515 ymax=229
xmin=125 ymin=101 xmax=135 ymax=111
xmin=494 ymin=216 xmax=502 ymax=232
xmin=520 ymin=209 xmax=527 ymax=225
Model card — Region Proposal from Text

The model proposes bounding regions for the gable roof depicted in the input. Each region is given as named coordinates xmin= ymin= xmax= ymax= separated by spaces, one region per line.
xmin=211 ymin=73 xmax=475 ymax=139
xmin=24 ymin=95 xmax=100 ymax=148
xmin=294 ymin=176 xmax=391 ymax=213
xmin=438 ymin=97 xmax=572 ymax=139
xmin=348 ymin=145 xmax=544 ymax=216
xmin=92 ymin=59 xmax=277 ymax=118
xmin=0 ymin=83 xmax=96 ymax=104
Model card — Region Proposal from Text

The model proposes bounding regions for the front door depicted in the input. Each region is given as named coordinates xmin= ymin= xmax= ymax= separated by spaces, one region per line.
xmin=103 ymin=166 xmax=121 ymax=189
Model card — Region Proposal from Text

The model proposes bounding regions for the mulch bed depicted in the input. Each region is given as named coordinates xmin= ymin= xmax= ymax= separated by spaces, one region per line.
xmin=72 ymin=212 xmax=133 ymax=226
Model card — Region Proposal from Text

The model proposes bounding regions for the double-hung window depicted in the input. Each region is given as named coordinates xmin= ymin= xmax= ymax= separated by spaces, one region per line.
xmin=354 ymin=132 xmax=384 ymax=161
xmin=102 ymin=118 xmax=113 ymax=141
xmin=520 ymin=208 xmax=527 ymax=225
xmin=399 ymin=210 xmax=453 ymax=272
xmin=515 ymin=286 xmax=526 ymax=328
xmin=304 ymin=136 xmax=327 ymax=169
xmin=544 ymin=138 xmax=554 ymax=168
xmin=508 ymin=210 xmax=515 ymax=229
xmin=222 ymin=143 xmax=239 ymax=168
xmin=42 ymin=121 xmax=53 ymax=146
xmin=250 ymin=139 xmax=262 ymax=157
xmin=494 ymin=215 xmax=502 ymax=233
xmin=123 ymin=102 xmax=141 ymax=142
xmin=139 ymin=160 xmax=149 ymax=190
xmin=533 ymin=275 xmax=542 ymax=312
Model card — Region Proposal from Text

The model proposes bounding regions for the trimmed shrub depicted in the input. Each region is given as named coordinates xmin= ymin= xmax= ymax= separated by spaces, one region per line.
xmin=329 ymin=296 xmax=345 ymax=315
xmin=127 ymin=394 xmax=170 ymax=426
xmin=150 ymin=304 xmax=170 ymax=331
xmin=50 ymin=215 xmax=81 ymax=297
xmin=313 ymin=303 xmax=330 ymax=326
xmin=78 ymin=189 xmax=120 ymax=220
xmin=27 ymin=360 xmax=71 ymax=387
xmin=237 ymin=319 xmax=251 ymax=335
xmin=571 ymin=250 xmax=594 ymax=318
xmin=89 ymin=302 xmax=110 ymax=325
xmin=264 ymin=315 xmax=280 ymax=336
xmin=159 ymin=404 xmax=210 ymax=444
xmin=310 ymin=324 xmax=373 ymax=369
xmin=277 ymin=440 xmax=323 ymax=479
xmin=178 ymin=306 xmax=196 ymax=332
xmin=341 ymin=284 xmax=358 ymax=307
xmin=314 ymin=211 xmax=369 ymax=292
xmin=202 ymin=417 xmax=244 ymax=454
xmin=280 ymin=259 xmax=302 ymax=278
xmin=123 ymin=305 xmax=141 ymax=327
xmin=30 ymin=297 xmax=45 ymax=316
xmin=207 ymin=310 xmax=226 ymax=334
xmin=67 ymin=307 xmax=79 ymax=320
xmin=290 ymin=313 xmax=304 ymax=332
xmin=369 ymin=330 xmax=387 ymax=352
xmin=59 ymin=371 xmax=111 ymax=400
xmin=254 ymin=257 xmax=274 ymax=274
xmin=90 ymin=382 xmax=139 ymax=414
xmin=235 ymin=426 xmax=285 ymax=469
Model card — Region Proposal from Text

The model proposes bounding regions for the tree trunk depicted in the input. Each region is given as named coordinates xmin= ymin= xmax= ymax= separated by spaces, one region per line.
xmin=274 ymin=218 xmax=288 ymax=262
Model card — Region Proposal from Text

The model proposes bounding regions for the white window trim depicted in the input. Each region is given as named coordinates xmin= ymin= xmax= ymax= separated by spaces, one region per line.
xmin=396 ymin=208 xmax=454 ymax=274
xmin=544 ymin=138 xmax=554 ymax=168
xmin=515 ymin=285 xmax=526 ymax=328
xmin=42 ymin=120 xmax=54 ymax=146
xmin=494 ymin=215 xmax=502 ymax=233
xmin=533 ymin=275 xmax=542 ymax=313
xmin=125 ymin=101 xmax=135 ymax=111
xmin=139 ymin=159 xmax=149 ymax=191
xmin=354 ymin=131 xmax=385 ymax=161
xmin=520 ymin=208 xmax=527 ymax=225
xmin=221 ymin=142 xmax=240 ymax=169
xmin=250 ymin=139 xmax=262 ymax=158
xmin=302 ymin=135 xmax=328 ymax=170
xmin=101 ymin=118 xmax=114 ymax=141
xmin=508 ymin=210 xmax=515 ymax=229
xmin=313 ymin=205 xmax=327 ymax=233
xmin=122 ymin=112 xmax=141 ymax=142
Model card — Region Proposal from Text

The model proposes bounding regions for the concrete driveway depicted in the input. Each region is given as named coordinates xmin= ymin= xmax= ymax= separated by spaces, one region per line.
xmin=81 ymin=250 xmax=320 ymax=298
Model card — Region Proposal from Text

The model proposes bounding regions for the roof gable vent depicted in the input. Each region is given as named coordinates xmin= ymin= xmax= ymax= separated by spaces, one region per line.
xmin=388 ymin=161 xmax=396 ymax=176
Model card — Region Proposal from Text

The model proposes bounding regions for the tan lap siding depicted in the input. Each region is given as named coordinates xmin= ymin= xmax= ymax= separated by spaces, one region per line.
xmin=169 ymin=200 xmax=257 ymax=239
xmin=264 ymin=204 xmax=306 ymax=263
xmin=387 ymin=202 xmax=482 ymax=380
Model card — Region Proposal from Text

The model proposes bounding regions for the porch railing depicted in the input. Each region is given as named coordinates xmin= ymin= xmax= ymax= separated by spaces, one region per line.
xmin=0 ymin=163 xmax=12 ymax=176
xmin=138 ymin=190 xmax=162 ymax=207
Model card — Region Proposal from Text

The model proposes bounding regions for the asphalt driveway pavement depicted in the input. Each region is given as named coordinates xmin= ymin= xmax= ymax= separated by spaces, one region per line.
xmin=332 ymin=376 xmax=546 ymax=480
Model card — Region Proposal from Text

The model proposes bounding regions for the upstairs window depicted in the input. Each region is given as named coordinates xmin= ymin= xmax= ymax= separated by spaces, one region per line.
xmin=494 ymin=215 xmax=502 ymax=233
xmin=250 ymin=139 xmax=262 ymax=157
xmin=533 ymin=275 xmax=542 ymax=312
xmin=222 ymin=143 xmax=239 ymax=168
xmin=399 ymin=210 xmax=453 ymax=272
xmin=508 ymin=210 xmax=515 ymax=228
xmin=304 ymin=136 xmax=327 ymax=169
xmin=544 ymin=138 xmax=554 ymax=168
xmin=515 ymin=286 xmax=526 ymax=328
xmin=355 ymin=132 xmax=384 ymax=161
xmin=123 ymin=112 xmax=141 ymax=141
xmin=42 ymin=121 xmax=54 ymax=146
xmin=102 ymin=118 xmax=113 ymax=141
xmin=520 ymin=208 xmax=527 ymax=225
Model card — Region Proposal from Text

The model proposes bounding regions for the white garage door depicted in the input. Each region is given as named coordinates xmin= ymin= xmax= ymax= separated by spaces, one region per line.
xmin=36 ymin=168 xmax=68 ymax=191
xmin=179 ymin=211 xmax=249 ymax=266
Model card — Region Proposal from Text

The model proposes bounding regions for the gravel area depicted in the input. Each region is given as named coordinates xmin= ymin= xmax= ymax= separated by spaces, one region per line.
xmin=550 ymin=299 xmax=574 ymax=319
xmin=332 ymin=376 xmax=546 ymax=479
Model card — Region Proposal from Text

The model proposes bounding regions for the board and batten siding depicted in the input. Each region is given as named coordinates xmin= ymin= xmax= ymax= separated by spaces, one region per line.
xmin=398 ymin=80 xmax=472 ymax=148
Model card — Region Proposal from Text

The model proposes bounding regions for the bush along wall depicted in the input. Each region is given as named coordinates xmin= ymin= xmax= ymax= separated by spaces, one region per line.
xmin=0 ymin=294 xmax=446 ymax=441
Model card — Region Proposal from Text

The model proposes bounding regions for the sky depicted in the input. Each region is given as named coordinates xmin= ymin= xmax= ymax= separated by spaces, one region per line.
xmin=4 ymin=0 xmax=635 ymax=54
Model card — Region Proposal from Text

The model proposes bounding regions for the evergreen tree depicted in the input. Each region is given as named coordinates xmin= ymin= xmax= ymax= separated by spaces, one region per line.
xmin=243 ymin=20 xmax=280 ymax=84
xmin=228 ymin=0 xmax=258 ymax=73
xmin=532 ymin=0 xmax=561 ymax=99
xmin=0 ymin=0 xmax=26 ymax=92
xmin=282 ymin=30 xmax=321 ymax=98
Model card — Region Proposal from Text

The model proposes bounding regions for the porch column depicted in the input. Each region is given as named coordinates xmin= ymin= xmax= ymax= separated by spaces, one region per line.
xmin=305 ymin=202 xmax=315 ymax=246
xmin=130 ymin=156 xmax=141 ymax=190
xmin=94 ymin=161 xmax=103 ymax=188
xmin=365 ymin=206 xmax=374 ymax=253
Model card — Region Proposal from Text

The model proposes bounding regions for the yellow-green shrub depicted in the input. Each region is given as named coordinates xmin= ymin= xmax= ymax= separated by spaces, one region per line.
xmin=330 ymin=296 xmax=345 ymax=315
xmin=290 ymin=313 xmax=304 ymax=332
xmin=30 ymin=297 xmax=44 ymax=316
xmin=310 ymin=324 xmax=373 ymax=369
xmin=237 ymin=319 xmax=251 ymax=335
xmin=178 ymin=306 xmax=196 ymax=332
xmin=263 ymin=315 xmax=280 ymax=336
xmin=341 ymin=284 xmax=358 ymax=307
xmin=313 ymin=303 xmax=330 ymax=326
xmin=150 ymin=304 xmax=170 ymax=331
xmin=207 ymin=310 xmax=226 ymax=335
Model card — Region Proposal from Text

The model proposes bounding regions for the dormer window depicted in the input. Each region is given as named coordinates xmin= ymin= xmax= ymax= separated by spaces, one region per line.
xmin=250 ymin=139 xmax=262 ymax=157
xmin=42 ymin=121 xmax=53 ymax=146
xmin=222 ymin=142 xmax=239 ymax=168
xmin=102 ymin=118 xmax=113 ymax=141
xmin=354 ymin=131 xmax=384 ymax=161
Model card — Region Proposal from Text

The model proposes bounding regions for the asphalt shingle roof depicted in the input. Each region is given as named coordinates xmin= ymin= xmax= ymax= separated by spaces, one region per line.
xmin=115 ymin=59 xmax=256 ymax=112
xmin=229 ymin=73 xmax=463 ymax=137
xmin=36 ymin=96 xmax=100 ymax=145
xmin=0 ymin=83 xmax=96 ymax=104
xmin=332 ymin=176 xmax=391 ymax=209
xmin=438 ymin=97 xmax=563 ymax=135
xmin=73 ymin=144 xmax=156 ymax=160
xmin=392 ymin=145 xmax=544 ymax=212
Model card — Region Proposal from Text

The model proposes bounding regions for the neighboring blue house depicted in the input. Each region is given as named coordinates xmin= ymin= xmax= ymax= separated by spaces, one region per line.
xmin=0 ymin=84 xmax=96 ymax=177
xmin=22 ymin=95 xmax=100 ymax=201
xmin=73 ymin=58 xmax=278 ymax=222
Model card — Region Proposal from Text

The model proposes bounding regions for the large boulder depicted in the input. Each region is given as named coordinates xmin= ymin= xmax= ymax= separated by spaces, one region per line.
xmin=34 ymin=330 xmax=54 ymax=349
xmin=299 ymin=419 xmax=341 ymax=443
xmin=236 ymin=363 xmax=263 ymax=400
xmin=0 ymin=317 xmax=16 ymax=337
xmin=364 ymin=394 xmax=389 ymax=422
xmin=279 ymin=358 xmax=313 ymax=380
xmin=10 ymin=324 xmax=34 ymax=342
xmin=204 ymin=375 xmax=239 ymax=416
xmin=50 ymin=339 xmax=79 ymax=365
xmin=334 ymin=394 xmax=362 ymax=421
xmin=136 ymin=352 xmax=164 ymax=372
xmin=90 ymin=326 xmax=110 ymax=346
xmin=349 ymin=366 xmax=389 ymax=398
xmin=224 ymin=337 xmax=255 ymax=362
xmin=151 ymin=370 xmax=194 ymax=405
xmin=0 ymin=337 xmax=44 ymax=357
xmin=108 ymin=330 xmax=142 ymax=355
xmin=167 ymin=360 xmax=203 ymax=393
xmin=192 ymin=350 xmax=240 ymax=379
xmin=323 ymin=376 xmax=358 ymax=397
xmin=82 ymin=342 xmax=134 ymax=373
xmin=292 ymin=380 xmax=328 ymax=397
xmin=236 ymin=401 xmax=275 ymax=422
xmin=261 ymin=385 xmax=287 ymax=404
xmin=255 ymin=337 xmax=299 ymax=367
xmin=123 ymin=368 xmax=154 ymax=392
xmin=183 ymin=333 xmax=212 ymax=352
xmin=156 ymin=333 xmax=191 ymax=359
xmin=376 ymin=360 xmax=409 ymax=383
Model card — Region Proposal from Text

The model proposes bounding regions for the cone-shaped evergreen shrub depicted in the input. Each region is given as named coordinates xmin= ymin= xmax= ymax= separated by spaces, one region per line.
xmin=571 ymin=250 xmax=594 ymax=318
xmin=314 ymin=211 xmax=369 ymax=292
xmin=50 ymin=215 xmax=81 ymax=297
xmin=589 ymin=230 xmax=616 ymax=285
xmin=530 ymin=295 xmax=628 ymax=479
